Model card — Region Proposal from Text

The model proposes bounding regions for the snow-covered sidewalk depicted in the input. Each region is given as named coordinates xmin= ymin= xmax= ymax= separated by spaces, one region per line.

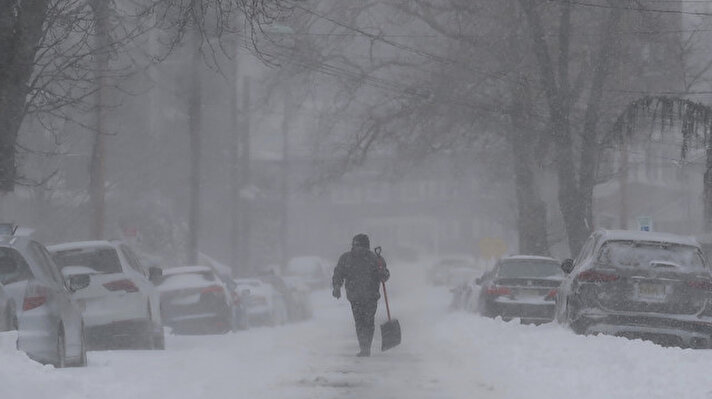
xmin=4 ymin=262 xmax=712 ymax=398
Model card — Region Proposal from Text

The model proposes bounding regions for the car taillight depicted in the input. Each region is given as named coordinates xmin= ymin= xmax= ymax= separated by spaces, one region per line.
xmin=545 ymin=289 xmax=557 ymax=300
xmin=103 ymin=279 xmax=139 ymax=293
xmin=231 ymin=291 xmax=240 ymax=304
xmin=23 ymin=286 xmax=49 ymax=311
xmin=485 ymin=286 xmax=511 ymax=296
xmin=576 ymin=270 xmax=620 ymax=283
xmin=687 ymin=280 xmax=712 ymax=291
xmin=201 ymin=285 xmax=225 ymax=296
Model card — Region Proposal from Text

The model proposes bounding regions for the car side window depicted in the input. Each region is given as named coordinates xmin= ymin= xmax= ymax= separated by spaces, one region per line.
xmin=0 ymin=247 xmax=33 ymax=285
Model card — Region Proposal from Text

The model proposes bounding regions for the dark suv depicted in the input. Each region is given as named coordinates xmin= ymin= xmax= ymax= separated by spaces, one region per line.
xmin=476 ymin=255 xmax=563 ymax=324
xmin=555 ymin=230 xmax=712 ymax=348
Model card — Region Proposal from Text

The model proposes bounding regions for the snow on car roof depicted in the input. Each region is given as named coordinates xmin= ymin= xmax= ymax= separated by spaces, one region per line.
xmin=501 ymin=255 xmax=559 ymax=262
xmin=48 ymin=240 xmax=115 ymax=252
xmin=162 ymin=265 xmax=213 ymax=275
xmin=598 ymin=230 xmax=700 ymax=247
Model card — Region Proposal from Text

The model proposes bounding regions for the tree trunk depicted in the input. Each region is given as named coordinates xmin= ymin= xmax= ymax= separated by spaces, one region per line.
xmin=238 ymin=76 xmax=251 ymax=274
xmin=0 ymin=0 xmax=49 ymax=192
xmin=518 ymin=0 xmax=623 ymax=256
xmin=705 ymin=146 xmax=712 ymax=232
xmin=279 ymin=91 xmax=292 ymax=271
xmin=187 ymin=30 xmax=202 ymax=265
xmin=89 ymin=0 xmax=110 ymax=239
xmin=229 ymin=44 xmax=240 ymax=275
xmin=509 ymin=79 xmax=549 ymax=256
xmin=577 ymin=1 xmax=624 ymax=237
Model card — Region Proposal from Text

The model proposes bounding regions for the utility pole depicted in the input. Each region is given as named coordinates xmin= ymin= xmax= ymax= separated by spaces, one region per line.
xmin=238 ymin=76 xmax=251 ymax=275
xmin=90 ymin=0 xmax=109 ymax=239
xmin=187 ymin=29 xmax=202 ymax=264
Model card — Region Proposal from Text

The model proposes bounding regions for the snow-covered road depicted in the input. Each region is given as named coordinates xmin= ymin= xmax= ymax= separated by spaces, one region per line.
xmin=4 ymin=262 xmax=712 ymax=398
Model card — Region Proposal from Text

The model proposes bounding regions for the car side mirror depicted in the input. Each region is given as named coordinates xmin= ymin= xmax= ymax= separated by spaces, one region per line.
xmin=241 ymin=288 xmax=251 ymax=297
xmin=148 ymin=266 xmax=162 ymax=283
xmin=561 ymin=259 xmax=575 ymax=274
xmin=68 ymin=274 xmax=90 ymax=292
xmin=475 ymin=277 xmax=482 ymax=285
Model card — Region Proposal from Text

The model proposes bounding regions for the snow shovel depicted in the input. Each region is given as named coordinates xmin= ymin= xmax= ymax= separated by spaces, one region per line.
xmin=375 ymin=247 xmax=401 ymax=351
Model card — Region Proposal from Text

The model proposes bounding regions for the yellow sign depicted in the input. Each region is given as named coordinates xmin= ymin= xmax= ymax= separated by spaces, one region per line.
xmin=479 ymin=237 xmax=507 ymax=259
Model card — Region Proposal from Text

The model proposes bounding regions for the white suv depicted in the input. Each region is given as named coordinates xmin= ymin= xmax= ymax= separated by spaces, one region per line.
xmin=48 ymin=241 xmax=164 ymax=350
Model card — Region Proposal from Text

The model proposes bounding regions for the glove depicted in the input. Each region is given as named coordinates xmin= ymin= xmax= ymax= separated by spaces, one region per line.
xmin=332 ymin=287 xmax=341 ymax=299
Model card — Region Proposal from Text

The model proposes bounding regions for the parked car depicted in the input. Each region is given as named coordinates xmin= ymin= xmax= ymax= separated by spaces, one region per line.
xmin=234 ymin=278 xmax=288 ymax=326
xmin=257 ymin=271 xmax=313 ymax=322
xmin=475 ymin=255 xmax=563 ymax=324
xmin=555 ymin=230 xmax=712 ymax=348
xmin=428 ymin=256 xmax=479 ymax=287
xmin=285 ymin=256 xmax=330 ymax=291
xmin=157 ymin=266 xmax=233 ymax=334
xmin=49 ymin=241 xmax=164 ymax=350
xmin=0 ymin=235 xmax=88 ymax=367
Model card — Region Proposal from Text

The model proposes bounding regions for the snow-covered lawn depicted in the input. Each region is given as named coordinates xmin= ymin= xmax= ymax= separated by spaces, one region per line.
xmin=3 ymin=262 xmax=712 ymax=398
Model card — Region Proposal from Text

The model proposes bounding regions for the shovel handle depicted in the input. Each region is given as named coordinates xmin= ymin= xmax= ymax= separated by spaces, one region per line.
xmin=382 ymin=281 xmax=391 ymax=321
xmin=374 ymin=247 xmax=391 ymax=321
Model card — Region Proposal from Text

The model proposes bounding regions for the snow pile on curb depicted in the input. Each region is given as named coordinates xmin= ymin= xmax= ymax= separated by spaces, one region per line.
xmin=428 ymin=312 xmax=712 ymax=399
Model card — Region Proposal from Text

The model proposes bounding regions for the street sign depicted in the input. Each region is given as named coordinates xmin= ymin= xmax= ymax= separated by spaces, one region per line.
xmin=636 ymin=216 xmax=653 ymax=232
xmin=479 ymin=237 xmax=507 ymax=259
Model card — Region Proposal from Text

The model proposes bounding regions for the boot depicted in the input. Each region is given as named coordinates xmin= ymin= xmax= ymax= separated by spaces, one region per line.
xmin=356 ymin=349 xmax=370 ymax=357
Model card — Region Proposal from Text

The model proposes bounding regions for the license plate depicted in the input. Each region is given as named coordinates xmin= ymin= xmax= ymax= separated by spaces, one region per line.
xmin=517 ymin=288 xmax=541 ymax=297
xmin=637 ymin=282 xmax=667 ymax=300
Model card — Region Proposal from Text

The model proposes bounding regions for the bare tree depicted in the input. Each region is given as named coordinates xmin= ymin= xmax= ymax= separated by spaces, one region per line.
xmin=0 ymin=0 xmax=291 ymax=197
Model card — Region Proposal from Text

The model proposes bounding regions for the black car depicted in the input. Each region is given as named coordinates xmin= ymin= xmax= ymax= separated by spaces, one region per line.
xmin=555 ymin=230 xmax=712 ymax=348
xmin=157 ymin=266 xmax=233 ymax=334
xmin=476 ymin=255 xmax=563 ymax=324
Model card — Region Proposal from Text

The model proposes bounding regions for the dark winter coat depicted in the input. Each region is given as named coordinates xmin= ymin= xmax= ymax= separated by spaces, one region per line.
xmin=333 ymin=246 xmax=390 ymax=302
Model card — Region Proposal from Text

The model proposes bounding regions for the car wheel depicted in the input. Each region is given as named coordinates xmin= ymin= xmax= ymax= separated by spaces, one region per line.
xmin=566 ymin=296 xmax=587 ymax=335
xmin=4 ymin=305 xmax=16 ymax=331
xmin=55 ymin=326 xmax=66 ymax=368
xmin=70 ymin=323 xmax=87 ymax=367
xmin=136 ymin=303 xmax=156 ymax=349
xmin=152 ymin=329 xmax=165 ymax=350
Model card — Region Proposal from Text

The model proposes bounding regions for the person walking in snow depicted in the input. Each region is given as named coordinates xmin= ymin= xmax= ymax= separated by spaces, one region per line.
xmin=332 ymin=233 xmax=390 ymax=357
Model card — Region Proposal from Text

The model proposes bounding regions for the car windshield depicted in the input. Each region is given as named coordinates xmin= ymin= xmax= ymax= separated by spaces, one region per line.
xmin=53 ymin=247 xmax=122 ymax=274
xmin=598 ymin=241 xmax=705 ymax=271
xmin=0 ymin=247 xmax=33 ymax=285
xmin=497 ymin=259 xmax=561 ymax=278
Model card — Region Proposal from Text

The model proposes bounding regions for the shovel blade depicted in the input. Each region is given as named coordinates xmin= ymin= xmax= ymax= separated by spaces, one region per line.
xmin=380 ymin=319 xmax=401 ymax=351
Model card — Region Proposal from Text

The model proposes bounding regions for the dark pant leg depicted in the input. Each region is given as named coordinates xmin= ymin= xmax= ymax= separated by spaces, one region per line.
xmin=350 ymin=300 xmax=377 ymax=352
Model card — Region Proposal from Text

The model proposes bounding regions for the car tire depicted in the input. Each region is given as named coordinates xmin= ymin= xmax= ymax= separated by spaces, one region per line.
xmin=136 ymin=303 xmax=156 ymax=349
xmin=152 ymin=329 xmax=165 ymax=350
xmin=4 ymin=305 xmax=16 ymax=331
xmin=55 ymin=326 xmax=66 ymax=368
xmin=69 ymin=323 xmax=87 ymax=367
xmin=566 ymin=296 xmax=587 ymax=335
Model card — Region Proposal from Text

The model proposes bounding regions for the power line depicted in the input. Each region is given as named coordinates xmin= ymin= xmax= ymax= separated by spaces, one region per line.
xmin=562 ymin=0 xmax=712 ymax=17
